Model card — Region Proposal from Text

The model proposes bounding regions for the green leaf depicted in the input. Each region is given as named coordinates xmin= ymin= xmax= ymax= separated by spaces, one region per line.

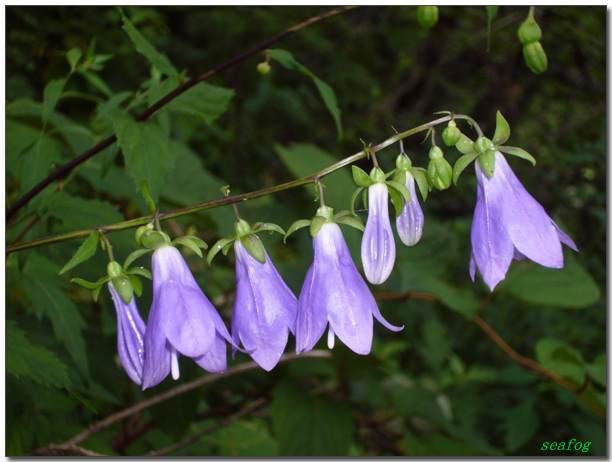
xmin=42 ymin=78 xmax=66 ymax=123
xmin=275 ymin=143 xmax=354 ymax=210
xmin=485 ymin=7 xmax=499 ymax=52
xmin=270 ymin=379 xmax=354 ymax=455
xmin=404 ymin=433 xmax=485 ymax=457
xmin=79 ymin=70 xmax=113 ymax=97
xmin=169 ymin=82 xmax=234 ymax=124
xmin=71 ymin=277 xmax=105 ymax=290
xmin=6 ymin=320 xmax=71 ymax=388
xmin=59 ymin=230 xmax=99 ymax=275
xmin=387 ymin=180 xmax=412 ymax=207
xmin=585 ymin=354 xmax=606 ymax=387
xmin=536 ymin=338 xmax=586 ymax=386
xmin=267 ymin=49 xmax=343 ymax=139
xmin=492 ymin=110 xmax=510 ymax=145
xmin=310 ymin=216 xmax=327 ymax=238
xmin=66 ymin=47 xmax=83 ymax=71
xmin=499 ymin=253 xmax=600 ymax=308
xmin=44 ymin=192 xmax=123 ymax=229
xmin=419 ymin=278 xmax=481 ymax=319
xmin=453 ymin=153 xmax=479 ymax=185
xmin=207 ymin=237 xmax=236 ymax=265
xmin=477 ymin=149 xmax=496 ymax=178
xmin=6 ymin=119 xmax=40 ymax=176
xmin=18 ymin=135 xmax=63 ymax=194
xmin=504 ymin=400 xmax=539 ymax=452
xmin=497 ymin=145 xmax=536 ymax=166
xmin=113 ymin=116 xmax=176 ymax=201
xmin=349 ymin=186 xmax=364 ymax=215
xmin=119 ymin=7 xmax=177 ymax=76
xmin=455 ymin=134 xmax=477 ymax=155
xmin=284 ymin=219 xmax=311 ymax=242
xmin=240 ymin=234 xmax=266 ymax=264
xmin=351 ymin=165 xmax=374 ymax=187
xmin=387 ymin=183 xmax=404 ymax=217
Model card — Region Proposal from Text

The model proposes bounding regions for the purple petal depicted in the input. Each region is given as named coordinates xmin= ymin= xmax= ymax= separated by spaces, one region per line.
xmin=232 ymin=240 xmax=297 ymax=371
xmin=396 ymin=172 xmax=424 ymax=247
xmin=142 ymin=296 xmax=172 ymax=390
xmin=108 ymin=284 xmax=146 ymax=385
xmin=361 ymin=183 xmax=396 ymax=284
xmin=551 ymin=221 xmax=578 ymax=251
xmin=471 ymin=162 xmax=515 ymax=291
xmin=296 ymin=263 xmax=329 ymax=353
xmin=469 ymin=251 xmax=476 ymax=281
xmin=193 ymin=332 xmax=228 ymax=373
xmin=491 ymin=152 xmax=564 ymax=268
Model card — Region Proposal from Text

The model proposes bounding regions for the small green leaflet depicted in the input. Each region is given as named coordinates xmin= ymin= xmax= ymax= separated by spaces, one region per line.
xmin=485 ymin=7 xmax=499 ymax=52
xmin=453 ymin=153 xmax=479 ymax=185
xmin=267 ymin=49 xmax=343 ymax=139
xmin=42 ymin=79 xmax=66 ymax=124
xmin=59 ymin=230 xmax=99 ymax=275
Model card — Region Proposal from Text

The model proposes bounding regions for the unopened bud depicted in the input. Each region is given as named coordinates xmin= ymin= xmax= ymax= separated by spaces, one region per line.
xmin=523 ymin=41 xmax=548 ymax=74
xmin=257 ymin=61 xmax=271 ymax=75
xmin=442 ymin=124 xmax=461 ymax=147
xmin=518 ymin=18 xmax=542 ymax=45
xmin=417 ymin=6 xmax=439 ymax=29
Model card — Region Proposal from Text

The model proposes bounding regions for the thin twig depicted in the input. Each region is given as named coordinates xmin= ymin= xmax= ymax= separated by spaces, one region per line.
xmin=5 ymin=6 xmax=359 ymax=221
xmin=62 ymin=350 xmax=331 ymax=448
xmin=147 ymin=397 xmax=268 ymax=456
xmin=29 ymin=443 xmax=105 ymax=457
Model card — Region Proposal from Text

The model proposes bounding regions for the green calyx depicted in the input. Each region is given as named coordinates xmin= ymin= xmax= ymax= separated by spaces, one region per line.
xmin=442 ymin=124 xmax=462 ymax=147
xmin=428 ymin=146 xmax=444 ymax=160
xmin=107 ymin=261 xmax=123 ymax=279
xmin=478 ymin=149 xmax=497 ymax=178
xmin=234 ymin=219 xmax=252 ymax=238
xmin=475 ymin=137 xmax=494 ymax=154
xmin=369 ymin=166 xmax=386 ymax=184
xmin=140 ymin=229 xmax=171 ymax=249
xmin=395 ymin=153 xmax=412 ymax=170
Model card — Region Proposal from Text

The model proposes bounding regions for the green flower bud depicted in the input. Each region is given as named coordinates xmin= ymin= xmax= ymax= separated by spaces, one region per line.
xmin=427 ymin=156 xmax=453 ymax=191
xmin=257 ymin=61 xmax=271 ymax=75
xmin=369 ymin=166 xmax=386 ymax=183
xmin=442 ymin=125 xmax=462 ymax=147
xmin=234 ymin=219 xmax=252 ymax=238
xmin=428 ymin=146 xmax=444 ymax=160
xmin=140 ymin=230 xmax=169 ymax=249
xmin=112 ymin=274 xmax=134 ymax=304
xmin=315 ymin=205 xmax=334 ymax=222
xmin=135 ymin=225 xmax=151 ymax=246
xmin=107 ymin=261 xmax=123 ymax=279
xmin=395 ymin=153 xmax=412 ymax=170
xmin=417 ymin=6 xmax=439 ymax=29
xmin=475 ymin=137 xmax=494 ymax=154
xmin=523 ymin=41 xmax=548 ymax=75
xmin=518 ymin=18 xmax=542 ymax=45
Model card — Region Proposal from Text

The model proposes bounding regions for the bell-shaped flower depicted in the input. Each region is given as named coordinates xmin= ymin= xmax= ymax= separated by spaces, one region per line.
xmin=297 ymin=222 xmax=402 ymax=355
xmin=142 ymin=245 xmax=235 ymax=390
xmin=232 ymin=237 xmax=298 ymax=371
xmin=361 ymin=182 xmax=396 ymax=284
xmin=396 ymin=170 xmax=424 ymax=246
xmin=108 ymin=283 xmax=146 ymax=386
xmin=470 ymin=151 xmax=578 ymax=291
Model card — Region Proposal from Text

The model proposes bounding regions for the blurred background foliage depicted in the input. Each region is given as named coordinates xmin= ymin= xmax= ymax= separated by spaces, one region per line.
xmin=5 ymin=5 xmax=606 ymax=456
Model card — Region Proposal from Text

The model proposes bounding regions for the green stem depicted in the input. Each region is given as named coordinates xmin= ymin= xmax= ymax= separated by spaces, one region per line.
xmin=6 ymin=114 xmax=453 ymax=254
xmin=98 ymin=230 xmax=114 ymax=261
xmin=454 ymin=114 xmax=484 ymax=138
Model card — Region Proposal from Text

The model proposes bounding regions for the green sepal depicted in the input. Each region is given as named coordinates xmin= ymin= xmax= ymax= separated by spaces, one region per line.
xmin=497 ymin=145 xmax=536 ymax=166
xmin=240 ymin=234 xmax=266 ymax=264
xmin=350 ymin=187 xmax=364 ymax=215
xmin=410 ymin=168 xmax=430 ymax=201
xmin=352 ymin=165 xmax=374 ymax=187
xmin=334 ymin=211 xmax=364 ymax=232
xmin=222 ymin=241 xmax=234 ymax=255
xmin=71 ymin=277 xmax=105 ymax=290
xmin=386 ymin=180 xmax=412 ymax=208
xmin=124 ymin=248 xmax=154 ymax=271
xmin=284 ymin=219 xmax=311 ymax=243
xmin=207 ymin=237 xmax=236 ymax=265
xmin=493 ymin=111 xmax=511 ymax=145
xmin=172 ymin=236 xmax=207 ymax=258
xmin=385 ymin=168 xmax=397 ymax=180
xmin=59 ymin=230 xmax=99 ymax=275
xmin=252 ymin=222 xmax=286 ymax=236
xmin=369 ymin=167 xmax=386 ymax=183
xmin=392 ymin=168 xmax=407 ymax=187
xmin=141 ymin=230 xmax=169 ymax=249
xmin=362 ymin=188 xmax=369 ymax=211
xmin=128 ymin=274 xmax=143 ymax=297
xmin=428 ymin=157 xmax=453 ymax=190
xmin=387 ymin=185 xmax=404 ymax=217
xmin=310 ymin=216 xmax=327 ymax=238
xmin=126 ymin=267 xmax=152 ymax=280
xmin=453 ymin=153 xmax=480 ymax=185
xmin=112 ymin=275 xmax=133 ymax=304
xmin=478 ymin=149 xmax=497 ymax=178
xmin=92 ymin=285 xmax=103 ymax=302
xmin=140 ymin=181 xmax=157 ymax=214
xmin=455 ymin=134 xmax=477 ymax=155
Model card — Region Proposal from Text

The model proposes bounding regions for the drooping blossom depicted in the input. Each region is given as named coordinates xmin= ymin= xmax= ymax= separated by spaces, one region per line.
xmin=396 ymin=170 xmax=424 ymax=246
xmin=470 ymin=151 xmax=578 ymax=291
xmin=108 ymin=283 xmax=146 ymax=386
xmin=232 ymin=237 xmax=298 ymax=371
xmin=296 ymin=222 xmax=402 ymax=355
xmin=361 ymin=182 xmax=396 ymax=285
xmin=142 ymin=245 xmax=236 ymax=389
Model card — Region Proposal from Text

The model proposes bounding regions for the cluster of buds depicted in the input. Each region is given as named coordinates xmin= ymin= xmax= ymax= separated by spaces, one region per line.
xmin=518 ymin=8 xmax=547 ymax=74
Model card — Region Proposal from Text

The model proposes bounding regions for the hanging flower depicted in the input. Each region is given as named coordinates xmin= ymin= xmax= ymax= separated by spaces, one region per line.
xmin=232 ymin=236 xmax=298 ymax=371
xmin=396 ymin=170 xmax=424 ymax=246
xmin=361 ymin=182 xmax=396 ymax=285
xmin=296 ymin=222 xmax=402 ymax=355
xmin=470 ymin=151 xmax=578 ymax=291
xmin=108 ymin=282 xmax=146 ymax=386
xmin=142 ymin=245 xmax=235 ymax=390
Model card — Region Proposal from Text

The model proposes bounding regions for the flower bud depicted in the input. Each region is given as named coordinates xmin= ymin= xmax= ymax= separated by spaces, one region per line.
xmin=107 ymin=261 xmax=123 ymax=279
xmin=523 ymin=41 xmax=548 ymax=75
xmin=417 ymin=6 xmax=438 ymax=29
xmin=369 ymin=166 xmax=386 ymax=183
xmin=442 ymin=123 xmax=461 ymax=147
xmin=395 ymin=153 xmax=412 ymax=170
xmin=427 ymin=149 xmax=452 ymax=191
xmin=234 ymin=219 xmax=252 ymax=238
xmin=257 ymin=61 xmax=271 ymax=75
xmin=475 ymin=137 xmax=494 ymax=154
xmin=141 ymin=230 xmax=169 ymax=249
xmin=112 ymin=274 xmax=134 ymax=304
xmin=429 ymin=146 xmax=444 ymax=160
xmin=517 ymin=18 xmax=542 ymax=45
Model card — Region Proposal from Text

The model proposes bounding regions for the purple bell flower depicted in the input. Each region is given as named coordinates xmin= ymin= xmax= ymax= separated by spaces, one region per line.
xmin=232 ymin=237 xmax=298 ymax=371
xmin=470 ymin=151 xmax=578 ymax=291
xmin=361 ymin=182 xmax=396 ymax=285
xmin=142 ymin=245 xmax=236 ymax=390
xmin=396 ymin=170 xmax=424 ymax=247
xmin=296 ymin=222 xmax=402 ymax=355
xmin=108 ymin=283 xmax=146 ymax=386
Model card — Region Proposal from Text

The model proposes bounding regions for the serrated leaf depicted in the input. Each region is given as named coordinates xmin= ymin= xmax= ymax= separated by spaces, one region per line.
xmin=45 ymin=192 xmax=123 ymax=229
xmin=241 ymin=234 xmax=266 ymax=264
xmin=113 ymin=116 xmax=176 ymax=201
xmin=351 ymin=165 xmax=374 ymax=187
xmin=207 ymin=237 xmax=236 ymax=265
xmin=493 ymin=110 xmax=510 ymax=145
xmin=59 ymin=230 xmax=99 ymax=275
xmin=173 ymin=236 xmax=203 ymax=258
xmin=497 ymin=145 xmax=536 ymax=166
xmin=453 ymin=153 xmax=479 ymax=185
xmin=124 ymin=248 xmax=153 ymax=270
xmin=119 ymin=8 xmax=177 ymax=76
xmin=455 ymin=134 xmax=477 ymax=155
xmin=267 ymin=49 xmax=343 ymax=139
xmin=284 ymin=219 xmax=311 ymax=242
xmin=252 ymin=222 xmax=286 ymax=235
xmin=42 ymin=79 xmax=66 ymax=124
xmin=6 ymin=320 xmax=71 ymax=388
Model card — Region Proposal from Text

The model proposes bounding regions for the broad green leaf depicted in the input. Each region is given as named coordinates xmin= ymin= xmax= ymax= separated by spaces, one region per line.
xmin=252 ymin=222 xmax=286 ymax=235
xmin=6 ymin=119 xmax=40 ymax=173
xmin=42 ymin=78 xmax=66 ymax=123
xmin=404 ymin=432 xmax=485 ymax=457
xmin=44 ymin=192 xmax=123 ymax=229
xmin=504 ymin=400 xmax=539 ymax=452
xmin=119 ymin=8 xmax=177 ymax=76
xmin=535 ymin=338 xmax=586 ymax=386
xmin=351 ymin=165 xmax=373 ymax=187
xmin=217 ymin=419 xmax=279 ymax=456
xmin=270 ymin=379 xmax=354 ymax=456
xmin=267 ymin=48 xmax=343 ymax=139
xmin=113 ymin=116 xmax=176 ymax=201
xmin=79 ymin=70 xmax=114 ymax=97
xmin=18 ymin=135 xmax=63 ymax=194
xmin=418 ymin=278 xmax=481 ymax=319
xmin=6 ymin=320 xmax=71 ymax=388
xmin=59 ymin=230 xmax=99 ymax=275
xmin=274 ymin=143 xmax=353 ymax=210
xmin=173 ymin=236 xmax=204 ymax=258
xmin=585 ymin=354 xmax=606 ymax=387
xmin=169 ymin=82 xmax=235 ymax=124
xmin=500 ymin=253 xmax=600 ymax=308
xmin=124 ymin=248 xmax=154 ymax=270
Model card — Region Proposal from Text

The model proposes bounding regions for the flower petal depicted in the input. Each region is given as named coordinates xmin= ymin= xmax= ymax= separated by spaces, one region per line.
xmin=142 ymin=297 xmax=171 ymax=390
xmin=193 ymin=332 xmax=228 ymax=373
xmin=361 ymin=183 xmax=396 ymax=284
xmin=296 ymin=264 xmax=329 ymax=353
xmin=551 ymin=221 xmax=578 ymax=251
xmin=396 ymin=172 xmax=424 ymax=247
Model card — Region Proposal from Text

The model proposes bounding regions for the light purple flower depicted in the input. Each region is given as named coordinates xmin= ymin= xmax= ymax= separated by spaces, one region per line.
xmin=296 ymin=222 xmax=402 ymax=355
xmin=361 ymin=182 xmax=396 ymax=285
xmin=142 ymin=245 xmax=235 ymax=390
xmin=232 ymin=237 xmax=298 ymax=371
xmin=396 ymin=170 xmax=424 ymax=246
xmin=108 ymin=283 xmax=146 ymax=386
xmin=470 ymin=151 xmax=578 ymax=291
